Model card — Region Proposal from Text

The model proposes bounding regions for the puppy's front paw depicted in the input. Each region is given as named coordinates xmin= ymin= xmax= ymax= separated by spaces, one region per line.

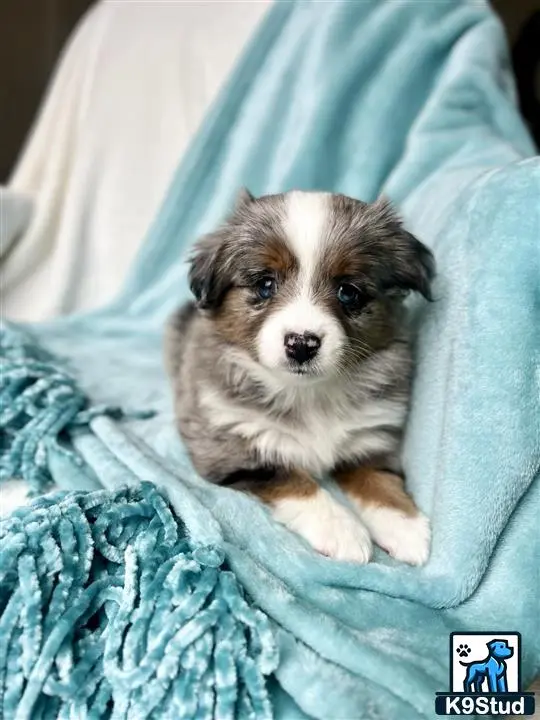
xmin=366 ymin=509 xmax=431 ymax=566
xmin=272 ymin=489 xmax=372 ymax=563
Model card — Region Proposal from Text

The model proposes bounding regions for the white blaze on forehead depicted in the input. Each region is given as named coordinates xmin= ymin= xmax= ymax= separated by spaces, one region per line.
xmin=257 ymin=191 xmax=345 ymax=374
xmin=284 ymin=191 xmax=331 ymax=282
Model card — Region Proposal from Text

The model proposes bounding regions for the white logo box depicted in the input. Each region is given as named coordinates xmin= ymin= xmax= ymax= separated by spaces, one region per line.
xmin=451 ymin=633 xmax=520 ymax=693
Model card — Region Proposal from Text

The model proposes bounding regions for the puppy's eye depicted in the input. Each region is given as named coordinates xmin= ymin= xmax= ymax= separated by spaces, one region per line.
xmin=256 ymin=276 xmax=277 ymax=300
xmin=336 ymin=283 xmax=361 ymax=307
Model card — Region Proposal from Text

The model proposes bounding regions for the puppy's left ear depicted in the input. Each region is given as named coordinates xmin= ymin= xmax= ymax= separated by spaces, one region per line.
xmin=394 ymin=230 xmax=435 ymax=301
xmin=373 ymin=197 xmax=435 ymax=300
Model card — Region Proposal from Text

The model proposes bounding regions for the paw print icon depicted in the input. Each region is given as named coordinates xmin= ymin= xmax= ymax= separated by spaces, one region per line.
xmin=456 ymin=644 xmax=471 ymax=658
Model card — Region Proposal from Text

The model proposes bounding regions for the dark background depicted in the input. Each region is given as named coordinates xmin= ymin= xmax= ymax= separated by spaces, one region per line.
xmin=0 ymin=0 xmax=538 ymax=183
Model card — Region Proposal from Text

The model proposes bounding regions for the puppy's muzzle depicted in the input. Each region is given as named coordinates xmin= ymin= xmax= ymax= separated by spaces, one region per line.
xmin=284 ymin=332 xmax=321 ymax=365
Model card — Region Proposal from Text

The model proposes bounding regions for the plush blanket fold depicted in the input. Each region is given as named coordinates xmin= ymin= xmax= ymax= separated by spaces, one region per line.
xmin=1 ymin=1 xmax=539 ymax=718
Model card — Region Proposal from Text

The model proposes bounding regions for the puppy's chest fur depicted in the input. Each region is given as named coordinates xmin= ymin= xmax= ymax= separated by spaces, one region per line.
xmin=199 ymin=378 xmax=407 ymax=475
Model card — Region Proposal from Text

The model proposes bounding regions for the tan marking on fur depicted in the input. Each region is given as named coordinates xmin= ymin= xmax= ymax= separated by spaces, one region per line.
xmin=213 ymin=236 xmax=299 ymax=355
xmin=310 ymin=225 xmax=400 ymax=358
xmin=334 ymin=467 xmax=418 ymax=516
xmin=234 ymin=468 xmax=318 ymax=505
xmin=259 ymin=236 xmax=297 ymax=276
xmin=317 ymin=241 xmax=368 ymax=281
xmin=214 ymin=288 xmax=260 ymax=350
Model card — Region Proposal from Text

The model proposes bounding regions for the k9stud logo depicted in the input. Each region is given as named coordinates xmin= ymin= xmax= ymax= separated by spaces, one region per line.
xmin=435 ymin=632 xmax=535 ymax=715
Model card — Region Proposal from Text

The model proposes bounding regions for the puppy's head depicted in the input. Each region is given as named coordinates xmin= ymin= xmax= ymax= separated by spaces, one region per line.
xmin=189 ymin=189 xmax=434 ymax=381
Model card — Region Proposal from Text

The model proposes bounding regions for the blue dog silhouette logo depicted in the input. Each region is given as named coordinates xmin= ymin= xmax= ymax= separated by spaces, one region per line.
xmin=435 ymin=632 xmax=536 ymax=715
xmin=458 ymin=638 xmax=513 ymax=693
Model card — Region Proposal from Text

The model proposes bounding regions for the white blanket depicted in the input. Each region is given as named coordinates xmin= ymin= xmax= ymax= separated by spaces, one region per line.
xmin=2 ymin=0 xmax=269 ymax=322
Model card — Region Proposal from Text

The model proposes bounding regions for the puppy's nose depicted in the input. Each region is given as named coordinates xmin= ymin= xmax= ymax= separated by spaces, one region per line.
xmin=284 ymin=332 xmax=321 ymax=364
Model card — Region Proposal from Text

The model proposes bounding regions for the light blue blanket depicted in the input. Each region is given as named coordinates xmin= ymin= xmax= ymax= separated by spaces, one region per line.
xmin=3 ymin=0 xmax=539 ymax=717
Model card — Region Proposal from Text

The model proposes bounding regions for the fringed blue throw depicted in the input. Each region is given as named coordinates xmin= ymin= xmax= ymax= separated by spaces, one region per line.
xmin=0 ymin=483 xmax=277 ymax=719
xmin=2 ymin=1 xmax=539 ymax=718
xmin=0 ymin=325 xmax=153 ymax=495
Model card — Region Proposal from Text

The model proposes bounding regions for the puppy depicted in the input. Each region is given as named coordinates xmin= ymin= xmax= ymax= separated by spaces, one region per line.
xmin=165 ymin=189 xmax=434 ymax=564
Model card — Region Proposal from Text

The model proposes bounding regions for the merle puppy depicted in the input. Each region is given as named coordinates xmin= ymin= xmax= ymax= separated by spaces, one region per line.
xmin=165 ymin=190 xmax=434 ymax=564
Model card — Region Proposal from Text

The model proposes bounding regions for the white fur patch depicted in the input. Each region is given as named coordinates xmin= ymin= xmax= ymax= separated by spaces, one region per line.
xmin=283 ymin=191 xmax=330 ymax=275
xmin=257 ymin=297 xmax=344 ymax=374
xmin=272 ymin=488 xmax=372 ymax=563
xmin=256 ymin=191 xmax=345 ymax=375
xmin=358 ymin=505 xmax=431 ymax=566
xmin=200 ymin=380 xmax=406 ymax=475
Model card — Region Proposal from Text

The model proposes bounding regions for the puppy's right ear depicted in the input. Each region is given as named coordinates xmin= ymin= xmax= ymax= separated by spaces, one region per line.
xmin=188 ymin=231 xmax=229 ymax=309
xmin=189 ymin=190 xmax=253 ymax=308
xmin=235 ymin=187 xmax=254 ymax=207
xmin=231 ymin=187 xmax=255 ymax=217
